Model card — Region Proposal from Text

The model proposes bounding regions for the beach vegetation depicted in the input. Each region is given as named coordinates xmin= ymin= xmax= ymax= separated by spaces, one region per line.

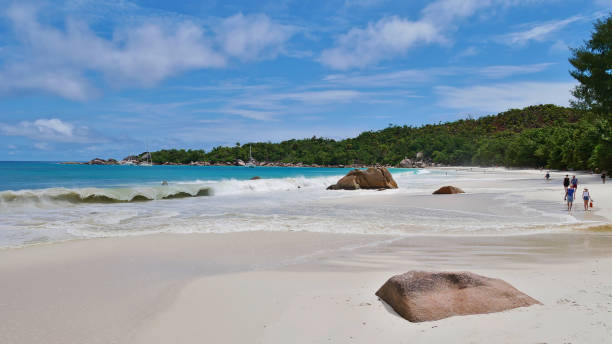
xmin=147 ymin=104 xmax=611 ymax=173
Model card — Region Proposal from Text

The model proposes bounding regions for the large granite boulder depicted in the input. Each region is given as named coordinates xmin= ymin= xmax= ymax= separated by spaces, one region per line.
xmin=433 ymin=186 xmax=464 ymax=194
xmin=399 ymin=158 xmax=413 ymax=168
xmin=236 ymin=159 xmax=246 ymax=167
xmin=327 ymin=167 xmax=398 ymax=190
xmin=376 ymin=271 xmax=541 ymax=322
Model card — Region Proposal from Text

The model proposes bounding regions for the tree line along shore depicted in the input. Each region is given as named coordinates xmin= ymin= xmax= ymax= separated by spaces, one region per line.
xmin=70 ymin=104 xmax=611 ymax=174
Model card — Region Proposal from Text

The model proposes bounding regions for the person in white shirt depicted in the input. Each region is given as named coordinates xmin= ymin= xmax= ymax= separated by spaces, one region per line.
xmin=582 ymin=188 xmax=593 ymax=211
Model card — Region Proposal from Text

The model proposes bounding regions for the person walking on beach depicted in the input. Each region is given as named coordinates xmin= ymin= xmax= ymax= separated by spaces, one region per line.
xmin=563 ymin=175 xmax=570 ymax=200
xmin=571 ymin=175 xmax=578 ymax=189
xmin=545 ymin=172 xmax=550 ymax=181
xmin=603 ymin=173 xmax=607 ymax=184
xmin=567 ymin=186 xmax=576 ymax=212
xmin=582 ymin=188 xmax=593 ymax=211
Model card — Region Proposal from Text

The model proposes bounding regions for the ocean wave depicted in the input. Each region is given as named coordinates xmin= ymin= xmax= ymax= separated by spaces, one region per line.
xmin=0 ymin=174 xmax=346 ymax=209
xmin=0 ymin=185 xmax=212 ymax=207
xmin=199 ymin=175 xmax=342 ymax=195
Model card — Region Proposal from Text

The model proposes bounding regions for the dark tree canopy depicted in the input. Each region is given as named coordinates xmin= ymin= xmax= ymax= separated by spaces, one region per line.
xmin=569 ymin=14 xmax=612 ymax=116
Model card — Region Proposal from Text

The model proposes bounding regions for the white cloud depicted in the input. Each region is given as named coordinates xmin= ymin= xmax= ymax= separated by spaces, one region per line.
xmin=34 ymin=142 xmax=51 ymax=150
xmin=477 ymin=63 xmax=553 ymax=78
xmin=214 ymin=89 xmax=366 ymax=120
xmin=34 ymin=119 xmax=74 ymax=137
xmin=550 ymin=40 xmax=569 ymax=53
xmin=319 ymin=0 xmax=562 ymax=69
xmin=436 ymin=81 xmax=576 ymax=113
xmin=319 ymin=0 xmax=502 ymax=69
xmin=0 ymin=118 xmax=105 ymax=143
xmin=319 ymin=16 xmax=443 ymax=70
xmin=421 ymin=0 xmax=490 ymax=25
xmin=455 ymin=46 xmax=479 ymax=59
xmin=215 ymin=108 xmax=279 ymax=121
xmin=324 ymin=69 xmax=435 ymax=86
xmin=216 ymin=13 xmax=295 ymax=61
xmin=0 ymin=66 xmax=99 ymax=101
xmin=276 ymin=90 xmax=363 ymax=103
xmin=322 ymin=63 xmax=553 ymax=87
xmin=343 ymin=0 xmax=387 ymax=8
xmin=0 ymin=4 xmax=294 ymax=100
xmin=498 ymin=15 xmax=583 ymax=46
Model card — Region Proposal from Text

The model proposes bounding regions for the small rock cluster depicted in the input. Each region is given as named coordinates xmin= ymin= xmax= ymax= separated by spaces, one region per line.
xmin=62 ymin=154 xmax=151 ymax=166
xmin=398 ymin=152 xmax=441 ymax=168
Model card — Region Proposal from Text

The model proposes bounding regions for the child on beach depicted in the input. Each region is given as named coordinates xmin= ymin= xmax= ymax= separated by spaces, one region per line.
xmin=563 ymin=175 xmax=570 ymax=200
xmin=582 ymin=188 xmax=593 ymax=211
xmin=567 ymin=186 xmax=576 ymax=212
xmin=545 ymin=172 xmax=550 ymax=181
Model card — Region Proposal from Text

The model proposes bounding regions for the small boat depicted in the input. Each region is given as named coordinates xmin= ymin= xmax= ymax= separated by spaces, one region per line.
xmin=140 ymin=144 xmax=153 ymax=166
xmin=245 ymin=146 xmax=256 ymax=168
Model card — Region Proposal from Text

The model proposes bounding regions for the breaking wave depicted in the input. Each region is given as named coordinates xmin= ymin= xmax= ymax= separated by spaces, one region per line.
xmin=0 ymin=173 xmax=347 ymax=210
xmin=0 ymin=185 xmax=212 ymax=207
xmin=0 ymin=170 xmax=436 ymax=210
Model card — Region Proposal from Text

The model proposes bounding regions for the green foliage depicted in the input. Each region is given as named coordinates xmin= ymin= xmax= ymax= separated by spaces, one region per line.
xmin=569 ymin=14 xmax=612 ymax=116
xmin=587 ymin=119 xmax=612 ymax=172
xmin=151 ymin=149 xmax=206 ymax=164
xmin=148 ymin=105 xmax=611 ymax=173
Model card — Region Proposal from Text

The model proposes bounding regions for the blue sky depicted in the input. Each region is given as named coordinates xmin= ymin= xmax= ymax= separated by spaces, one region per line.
xmin=0 ymin=0 xmax=610 ymax=160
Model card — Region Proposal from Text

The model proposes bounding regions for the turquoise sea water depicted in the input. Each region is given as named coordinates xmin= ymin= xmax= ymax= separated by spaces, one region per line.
xmin=0 ymin=161 xmax=360 ymax=191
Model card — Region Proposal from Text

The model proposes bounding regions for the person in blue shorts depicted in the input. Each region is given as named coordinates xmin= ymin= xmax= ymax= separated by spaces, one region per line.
xmin=582 ymin=188 xmax=593 ymax=211
xmin=567 ymin=186 xmax=576 ymax=212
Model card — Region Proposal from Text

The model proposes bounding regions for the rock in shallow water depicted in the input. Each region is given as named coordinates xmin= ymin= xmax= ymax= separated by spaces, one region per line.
xmin=327 ymin=167 xmax=398 ymax=190
xmin=375 ymin=271 xmax=541 ymax=322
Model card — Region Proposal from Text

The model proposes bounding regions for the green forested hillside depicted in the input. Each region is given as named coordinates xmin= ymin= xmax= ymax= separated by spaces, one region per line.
xmin=150 ymin=104 xmax=611 ymax=172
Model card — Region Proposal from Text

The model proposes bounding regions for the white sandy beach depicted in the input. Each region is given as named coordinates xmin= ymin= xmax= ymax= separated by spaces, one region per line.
xmin=1 ymin=168 xmax=612 ymax=343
